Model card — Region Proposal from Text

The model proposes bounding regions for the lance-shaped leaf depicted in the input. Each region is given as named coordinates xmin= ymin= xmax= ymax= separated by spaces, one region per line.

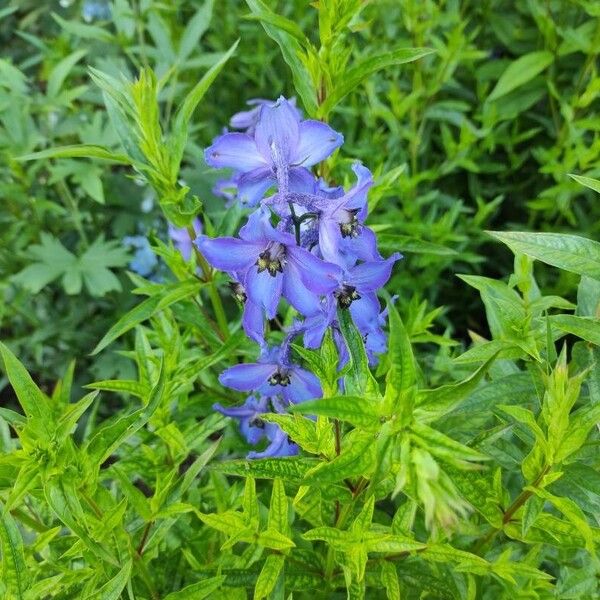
xmin=210 ymin=457 xmax=317 ymax=481
xmin=245 ymin=0 xmax=317 ymax=115
xmin=303 ymin=431 xmax=376 ymax=484
xmin=0 ymin=503 xmax=29 ymax=599
xmin=254 ymin=554 xmax=285 ymax=600
xmin=415 ymin=352 xmax=498 ymax=421
xmin=338 ymin=308 xmax=379 ymax=397
xmin=163 ymin=576 xmax=226 ymax=600
xmin=85 ymin=361 xmax=165 ymax=466
xmin=262 ymin=413 xmax=335 ymax=457
xmin=291 ymin=396 xmax=381 ymax=429
xmin=384 ymin=303 xmax=416 ymax=419
xmin=550 ymin=315 xmax=600 ymax=346
xmin=488 ymin=231 xmax=600 ymax=281
xmin=268 ymin=478 xmax=290 ymax=537
xmin=320 ymin=47 xmax=434 ymax=115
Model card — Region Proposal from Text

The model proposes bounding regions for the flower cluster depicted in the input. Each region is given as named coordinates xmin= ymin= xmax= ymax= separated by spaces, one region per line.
xmin=196 ymin=97 xmax=401 ymax=458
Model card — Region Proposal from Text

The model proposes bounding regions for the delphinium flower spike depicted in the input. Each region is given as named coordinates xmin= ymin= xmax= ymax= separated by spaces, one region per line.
xmin=198 ymin=96 xmax=401 ymax=458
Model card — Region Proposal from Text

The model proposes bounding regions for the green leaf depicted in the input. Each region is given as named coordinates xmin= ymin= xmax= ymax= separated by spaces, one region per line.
xmin=550 ymin=315 xmax=600 ymax=345
xmin=415 ymin=353 xmax=497 ymax=420
xmin=410 ymin=422 xmax=489 ymax=466
xmin=0 ymin=502 xmax=29 ymax=599
xmin=488 ymin=51 xmax=553 ymax=101
xmin=303 ymin=432 xmax=376 ymax=484
xmin=262 ymin=413 xmax=333 ymax=456
xmin=178 ymin=0 xmax=214 ymax=63
xmin=210 ymin=457 xmax=317 ymax=481
xmin=530 ymin=487 xmax=595 ymax=553
xmin=291 ymin=396 xmax=381 ymax=428
xmin=569 ymin=173 xmax=600 ymax=194
xmin=163 ymin=576 xmax=226 ymax=600
xmin=254 ymin=554 xmax=285 ymax=599
xmin=380 ymin=562 xmax=400 ymax=600
xmin=487 ymin=231 xmax=600 ymax=281
xmin=44 ymin=480 xmax=118 ymax=565
xmin=245 ymin=0 xmax=317 ymax=115
xmin=173 ymin=39 xmax=239 ymax=149
xmin=92 ymin=279 xmax=202 ymax=354
xmin=320 ymin=47 xmax=434 ymax=115
xmin=268 ymin=479 xmax=289 ymax=536
xmin=47 ymin=49 xmax=87 ymax=98
xmin=17 ymin=144 xmax=131 ymax=163
xmin=256 ymin=528 xmax=295 ymax=550
xmin=337 ymin=308 xmax=379 ymax=397
xmin=0 ymin=342 xmax=53 ymax=431
xmin=196 ymin=510 xmax=248 ymax=535
xmin=52 ymin=13 xmax=115 ymax=43
xmin=85 ymin=362 xmax=165 ymax=465
xmin=244 ymin=11 xmax=307 ymax=44
xmin=85 ymin=560 xmax=132 ymax=600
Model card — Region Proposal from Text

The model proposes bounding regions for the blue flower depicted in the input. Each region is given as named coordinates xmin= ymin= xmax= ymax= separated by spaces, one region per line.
xmin=168 ymin=218 xmax=202 ymax=261
xmin=82 ymin=0 xmax=111 ymax=22
xmin=230 ymin=97 xmax=302 ymax=134
xmin=123 ymin=236 xmax=158 ymax=277
xmin=219 ymin=344 xmax=322 ymax=404
xmin=195 ymin=207 xmax=342 ymax=321
xmin=205 ymin=97 xmax=343 ymax=205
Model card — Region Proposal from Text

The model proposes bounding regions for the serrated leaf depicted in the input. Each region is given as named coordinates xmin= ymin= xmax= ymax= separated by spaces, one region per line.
xmin=257 ymin=528 xmax=295 ymax=550
xmin=488 ymin=231 xmax=600 ymax=281
xmin=197 ymin=510 xmax=248 ymax=535
xmin=380 ymin=562 xmax=400 ymax=600
xmin=268 ymin=479 xmax=289 ymax=536
xmin=45 ymin=480 xmax=118 ymax=566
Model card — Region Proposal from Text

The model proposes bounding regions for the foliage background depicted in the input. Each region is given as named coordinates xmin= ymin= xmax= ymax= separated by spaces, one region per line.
xmin=0 ymin=0 xmax=599 ymax=598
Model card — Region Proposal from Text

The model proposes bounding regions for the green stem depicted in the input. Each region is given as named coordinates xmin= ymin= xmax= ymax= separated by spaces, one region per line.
xmin=57 ymin=181 xmax=89 ymax=247
xmin=187 ymin=226 xmax=229 ymax=339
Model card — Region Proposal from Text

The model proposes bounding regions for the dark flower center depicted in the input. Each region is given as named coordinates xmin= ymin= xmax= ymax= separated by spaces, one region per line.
xmin=336 ymin=285 xmax=361 ymax=308
xmin=249 ymin=417 xmax=265 ymax=428
xmin=339 ymin=210 xmax=360 ymax=238
xmin=268 ymin=368 xmax=291 ymax=386
xmin=257 ymin=244 xmax=286 ymax=277
xmin=228 ymin=281 xmax=247 ymax=303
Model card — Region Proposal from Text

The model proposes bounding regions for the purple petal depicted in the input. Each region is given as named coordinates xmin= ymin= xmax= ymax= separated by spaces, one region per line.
xmin=248 ymin=423 xmax=298 ymax=459
xmin=350 ymin=292 xmax=381 ymax=332
xmin=255 ymin=97 xmax=300 ymax=163
xmin=282 ymin=260 xmax=323 ymax=316
xmin=292 ymin=120 xmax=344 ymax=167
xmin=287 ymin=246 xmax=343 ymax=294
xmin=239 ymin=207 xmax=271 ymax=242
xmin=195 ymin=235 xmax=261 ymax=273
xmin=242 ymin=300 xmax=265 ymax=344
xmin=284 ymin=367 xmax=322 ymax=403
xmin=289 ymin=167 xmax=318 ymax=194
xmin=347 ymin=253 xmax=402 ymax=292
xmin=318 ymin=218 xmax=343 ymax=264
xmin=219 ymin=363 xmax=275 ymax=391
xmin=237 ymin=168 xmax=276 ymax=206
xmin=245 ymin=267 xmax=283 ymax=319
xmin=204 ymin=133 xmax=266 ymax=171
